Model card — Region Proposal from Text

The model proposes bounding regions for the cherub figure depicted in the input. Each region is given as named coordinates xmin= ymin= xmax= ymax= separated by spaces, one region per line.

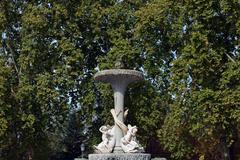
xmin=94 ymin=125 xmax=115 ymax=153
xmin=121 ymin=124 xmax=144 ymax=153
xmin=94 ymin=108 xmax=144 ymax=153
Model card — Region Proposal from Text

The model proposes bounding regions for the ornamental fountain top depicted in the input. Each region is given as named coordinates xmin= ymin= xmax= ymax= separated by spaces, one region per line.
xmin=94 ymin=69 xmax=144 ymax=83
xmin=88 ymin=69 xmax=151 ymax=160
xmin=93 ymin=69 xmax=143 ymax=153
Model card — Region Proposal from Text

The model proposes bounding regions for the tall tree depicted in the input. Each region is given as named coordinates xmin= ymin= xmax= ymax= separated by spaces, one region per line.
xmin=0 ymin=0 xmax=104 ymax=159
xmin=148 ymin=0 xmax=240 ymax=159
xmin=1 ymin=0 xmax=239 ymax=160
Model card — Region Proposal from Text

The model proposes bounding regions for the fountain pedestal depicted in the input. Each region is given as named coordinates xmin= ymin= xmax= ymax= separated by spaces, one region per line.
xmin=89 ymin=153 xmax=151 ymax=160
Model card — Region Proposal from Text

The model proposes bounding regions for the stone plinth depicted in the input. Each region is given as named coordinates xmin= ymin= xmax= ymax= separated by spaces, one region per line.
xmin=89 ymin=153 xmax=151 ymax=160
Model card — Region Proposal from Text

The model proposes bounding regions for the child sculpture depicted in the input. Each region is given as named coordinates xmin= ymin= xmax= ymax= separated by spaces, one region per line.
xmin=94 ymin=109 xmax=143 ymax=153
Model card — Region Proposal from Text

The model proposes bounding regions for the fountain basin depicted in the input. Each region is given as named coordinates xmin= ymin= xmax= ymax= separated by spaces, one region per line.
xmin=94 ymin=69 xmax=144 ymax=84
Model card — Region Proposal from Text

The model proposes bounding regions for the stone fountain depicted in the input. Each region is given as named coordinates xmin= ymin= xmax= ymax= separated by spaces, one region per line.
xmin=88 ymin=69 xmax=151 ymax=160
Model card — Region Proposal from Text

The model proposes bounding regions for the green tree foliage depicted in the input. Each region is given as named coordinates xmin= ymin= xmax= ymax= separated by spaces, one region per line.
xmin=144 ymin=0 xmax=240 ymax=159
xmin=0 ymin=0 xmax=101 ymax=159
xmin=0 ymin=0 xmax=239 ymax=160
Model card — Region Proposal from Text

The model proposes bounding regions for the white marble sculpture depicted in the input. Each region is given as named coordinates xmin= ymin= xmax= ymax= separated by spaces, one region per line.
xmin=94 ymin=69 xmax=144 ymax=153
xmin=111 ymin=109 xmax=143 ymax=153
xmin=94 ymin=109 xmax=143 ymax=153
xmin=94 ymin=125 xmax=115 ymax=153
xmin=121 ymin=124 xmax=144 ymax=153
xmin=111 ymin=109 xmax=128 ymax=134
xmin=90 ymin=69 xmax=151 ymax=159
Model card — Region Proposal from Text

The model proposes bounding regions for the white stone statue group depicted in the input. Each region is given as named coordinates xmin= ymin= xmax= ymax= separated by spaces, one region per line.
xmin=94 ymin=109 xmax=144 ymax=153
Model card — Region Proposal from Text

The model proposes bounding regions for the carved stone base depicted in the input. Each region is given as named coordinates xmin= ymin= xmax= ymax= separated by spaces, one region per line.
xmin=88 ymin=153 xmax=151 ymax=160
